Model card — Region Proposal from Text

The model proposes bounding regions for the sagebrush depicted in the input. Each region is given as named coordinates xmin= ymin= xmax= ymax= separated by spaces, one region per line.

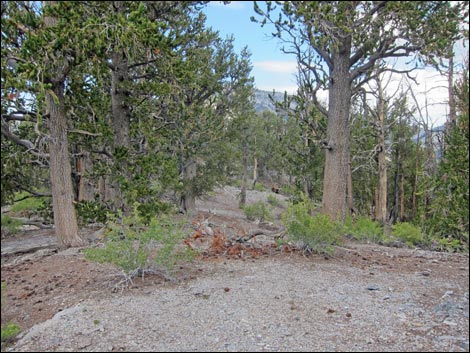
xmin=84 ymin=206 xmax=195 ymax=287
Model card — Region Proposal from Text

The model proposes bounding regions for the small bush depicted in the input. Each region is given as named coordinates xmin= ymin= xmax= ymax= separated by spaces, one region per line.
xmin=243 ymin=201 xmax=273 ymax=222
xmin=392 ymin=222 xmax=424 ymax=247
xmin=76 ymin=200 xmax=109 ymax=225
xmin=0 ymin=215 xmax=22 ymax=235
xmin=348 ymin=216 xmax=384 ymax=243
xmin=84 ymin=205 xmax=195 ymax=288
xmin=282 ymin=199 xmax=342 ymax=255
xmin=254 ymin=183 xmax=265 ymax=191
xmin=10 ymin=192 xmax=47 ymax=215
xmin=267 ymin=194 xmax=283 ymax=208
xmin=1 ymin=323 xmax=21 ymax=343
xmin=1 ymin=283 xmax=21 ymax=344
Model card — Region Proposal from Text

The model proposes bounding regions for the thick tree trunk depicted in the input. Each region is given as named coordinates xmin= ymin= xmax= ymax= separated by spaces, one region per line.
xmin=322 ymin=47 xmax=351 ymax=221
xmin=109 ymin=49 xmax=131 ymax=209
xmin=44 ymin=1 xmax=85 ymax=248
xmin=47 ymin=83 xmax=85 ymax=248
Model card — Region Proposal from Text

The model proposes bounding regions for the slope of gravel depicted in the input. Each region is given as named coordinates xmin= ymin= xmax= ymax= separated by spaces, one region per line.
xmin=10 ymin=254 xmax=469 ymax=352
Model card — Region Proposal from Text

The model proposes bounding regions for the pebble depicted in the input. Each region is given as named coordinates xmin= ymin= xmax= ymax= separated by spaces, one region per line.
xmin=367 ymin=285 xmax=380 ymax=291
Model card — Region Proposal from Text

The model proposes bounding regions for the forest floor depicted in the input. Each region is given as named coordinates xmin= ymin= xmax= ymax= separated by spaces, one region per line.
xmin=1 ymin=186 xmax=469 ymax=352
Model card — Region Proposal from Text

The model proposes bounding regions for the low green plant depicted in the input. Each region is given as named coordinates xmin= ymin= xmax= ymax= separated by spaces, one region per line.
xmin=347 ymin=216 xmax=384 ymax=243
xmin=282 ymin=198 xmax=342 ymax=255
xmin=392 ymin=222 xmax=424 ymax=247
xmin=1 ymin=283 xmax=21 ymax=344
xmin=254 ymin=183 xmax=265 ymax=192
xmin=437 ymin=237 xmax=462 ymax=252
xmin=267 ymin=194 xmax=283 ymax=208
xmin=0 ymin=215 xmax=22 ymax=235
xmin=76 ymin=200 xmax=109 ymax=225
xmin=243 ymin=201 xmax=273 ymax=222
xmin=84 ymin=205 xmax=196 ymax=288
xmin=10 ymin=192 xmax=47 ymax=215
xmin=1 ymin=323 xmax=21 ymax=344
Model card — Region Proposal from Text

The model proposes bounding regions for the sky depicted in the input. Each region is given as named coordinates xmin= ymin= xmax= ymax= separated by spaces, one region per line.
xmin=203 ymin=1 xmax=468 ymax=127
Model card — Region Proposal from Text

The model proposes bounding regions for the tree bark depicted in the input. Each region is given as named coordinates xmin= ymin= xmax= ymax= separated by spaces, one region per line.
xmin=322 ymin=44 xmax=352 ymax=221
xmin=376 ymin=81 xmax=388 ymax=224
xmin=43 ymin=1 xmax=85 ymax=248
xmin=400 ymin=170 xmax=405 ymax=222
xmin=180 ymin=160 xmax=197 ymax=213
xmin=239 ymin=142 xmax=248 ymax=208
xmin=109 ymin=48 xmax=131 ymax=209
xmin=252 ymin=156 xmax=258 ymax=190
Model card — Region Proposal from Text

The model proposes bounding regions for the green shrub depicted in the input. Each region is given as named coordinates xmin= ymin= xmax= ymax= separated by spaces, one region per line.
xmin=84 ymin=205 xmax=195 ymax=287
xmin=348 ymin=216 xmax=384 ymax=243
xmin=282 ymin=199 xmax=341 ymax=255
xmin=392 ymin=222 xmax=424 ymax=247
xmin=1 ymin=283 xmax=21 ymax=344
xmin=76 ymin=200 xmax=109 ymax=225
xmin=0 ymin=215 xmax=22 ymax=235
xmin=267 ymin=194 xmax=283 ymax=208
xmin=243 ymin=201 xmax=273 ymax=222
xmin=10 ymin=192 xmax=47 ymax=215
xmin=1 ymin=323 xmax=21 ymax=343
xmin=254 ymin=183 xmax=265 ymax=191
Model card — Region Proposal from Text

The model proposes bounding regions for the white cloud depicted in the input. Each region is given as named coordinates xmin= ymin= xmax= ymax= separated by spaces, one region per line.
xmin=253 ymin=61 xmax=298 ymax=74
xmin=208 ymin=1 xmax=246 ymax=10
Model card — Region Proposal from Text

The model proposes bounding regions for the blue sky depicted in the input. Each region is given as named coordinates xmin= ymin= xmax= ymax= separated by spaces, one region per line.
xmin=203 ymin=1 xmax=467 ymax=126
xmin=203 ymin=1 xmax=299 ymax=93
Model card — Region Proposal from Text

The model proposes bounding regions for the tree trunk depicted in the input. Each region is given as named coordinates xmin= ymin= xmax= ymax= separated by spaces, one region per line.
xmin=400 ymin=170 xmax=405 ymax=221
xmin=46 ymin=83 xmax=85 ymax=248
xmin=346 ymin=154 xmax=354 ymax=215
xmin=376 ymin=82 xmax=388 ymax=224
xmin=239 ymin=142 xmax=248 ymax=208
xmin=390 ymin=151 xmax=401 ymax=225
xmin=252 ymin=156 xmax=258 ymax=190
xmin=322 ymin=45 xmax=351 ymax=221
xmin=109 ymin=48 xmax=131 ymax=210
xmin=180 ymin=160 xmax=197 ymax=213
xmin=44 ymin=1 xmax=85 ymax=248
xmin=75 ymin=149 xmax=95 ymax=202
xmin=447 ymin=55 xmax=456 ymax=127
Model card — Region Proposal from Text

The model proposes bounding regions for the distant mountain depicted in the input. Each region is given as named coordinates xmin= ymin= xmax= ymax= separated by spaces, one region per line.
xmin=253 ymin=89 xmax=289 ymax=113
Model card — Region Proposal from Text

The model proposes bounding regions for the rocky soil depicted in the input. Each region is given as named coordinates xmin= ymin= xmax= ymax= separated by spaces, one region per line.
xmin=1 ymin=187 xmax=468 ymax=352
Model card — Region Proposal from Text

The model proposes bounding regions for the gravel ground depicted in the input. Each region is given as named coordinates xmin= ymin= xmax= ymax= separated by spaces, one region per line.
xmin=10 ymin=253 xmax=469 ymax=352
xmin=4 ymin=186 xmax=469 ymax=352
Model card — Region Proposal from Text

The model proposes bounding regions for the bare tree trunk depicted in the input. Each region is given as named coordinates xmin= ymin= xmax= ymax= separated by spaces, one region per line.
xmin=44 ymin=1 xmax=85 ymax=248
xmin=411 ymin=126 xmax=421 ymax=221
xmin=252 ymin=156 xmax=258 ymax=190
xmin=347 ymin=154 xmax=354 ymax=214
xmin=376 ymin=81 xmax=388 ymax=224
xmin=322 ymin=46 xmax=351 ymax=221
xmin=239 ymin=142 xmax=248 ymax=208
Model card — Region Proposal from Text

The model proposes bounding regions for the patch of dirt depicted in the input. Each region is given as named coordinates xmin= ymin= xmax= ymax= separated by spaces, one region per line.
xmin=1 ymin=186 xmax=468 ymax=351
